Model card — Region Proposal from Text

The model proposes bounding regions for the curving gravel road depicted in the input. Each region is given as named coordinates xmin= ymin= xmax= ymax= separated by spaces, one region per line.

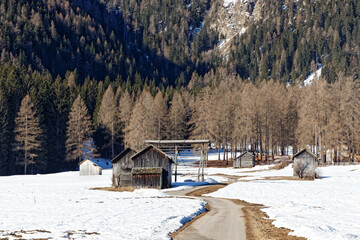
xmin=170 ymin=186 xmax=246 ymax=240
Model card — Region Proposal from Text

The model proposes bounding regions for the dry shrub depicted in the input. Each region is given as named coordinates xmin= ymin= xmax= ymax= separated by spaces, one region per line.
xmin=270 ymin=161 xmax=290 ymax=170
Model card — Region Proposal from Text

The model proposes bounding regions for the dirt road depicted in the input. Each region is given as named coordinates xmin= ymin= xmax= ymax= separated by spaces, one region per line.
xmin=170 ymin=186 xmax=246 ymax=240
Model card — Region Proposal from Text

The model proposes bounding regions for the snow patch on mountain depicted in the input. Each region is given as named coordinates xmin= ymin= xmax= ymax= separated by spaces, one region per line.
xmin=304 ymin=68 xmax=322 ymax=86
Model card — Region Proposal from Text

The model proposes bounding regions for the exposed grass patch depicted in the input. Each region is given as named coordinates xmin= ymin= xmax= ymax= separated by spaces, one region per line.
xmin=231 ymin=199 xmax=306 ymax=240
xmin=0 ymin=230 xmax=53 ymax=240
xmin=270 ymin=161 xmax=291 ymax=170
xmin=91 ymin=187 xmax=135 ymax=192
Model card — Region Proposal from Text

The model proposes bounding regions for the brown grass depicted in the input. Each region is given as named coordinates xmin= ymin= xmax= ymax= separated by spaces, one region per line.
xmin=90 ymin=187 xmax=135 ymax=192
xmin=184 ymin=184 xmax=228 ymax=197
xmin=0 ymin=230 xmax=53 ymax=240
xmin=196 ymin=160 xmax=233 ymax=168
xmin=270 ymin=161 xmax=291 ymax=170
xmin=212 ymin=173 xmax=244 ymax=180
xmin=232 ymin=199 xmax=306 ymax=240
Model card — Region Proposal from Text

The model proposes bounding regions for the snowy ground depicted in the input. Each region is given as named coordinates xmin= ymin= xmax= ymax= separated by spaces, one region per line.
xmin=3 ymin=149 xmax=358 ymax=240
xmin=0 ymin=170 xmax=205 ymax=240
xmin=207 ymin=164 xmax=360 ymax=240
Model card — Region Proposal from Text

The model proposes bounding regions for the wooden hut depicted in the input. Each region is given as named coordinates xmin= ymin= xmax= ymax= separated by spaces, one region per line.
xmin=130 ymin=145 xmax=173 ymax=189
xmin=293 ymin=149 xmax=316 ymax=179
xmin=233 ymin=152 xmax=255 ymax=168
xmin=79 ymin=159 xmax=102 ymax=176
xmin=111 ymin=148 xmax=136 ymax=187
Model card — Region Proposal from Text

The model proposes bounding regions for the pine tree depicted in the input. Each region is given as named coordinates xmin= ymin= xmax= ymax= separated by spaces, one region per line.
xmin=0 ymin=88 xmax=10 ymax=175
xmin=14 ymin=94 xmax=43 ymax=174
xmin=66 ymin=95 xmax=93 ymax=163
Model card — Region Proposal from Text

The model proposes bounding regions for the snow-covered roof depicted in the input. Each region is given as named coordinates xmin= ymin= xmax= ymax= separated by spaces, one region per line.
xmin=78 ymin=159 xmax=103 ymax=169
xmin=79 ymin=158 xmax=112 ymax=169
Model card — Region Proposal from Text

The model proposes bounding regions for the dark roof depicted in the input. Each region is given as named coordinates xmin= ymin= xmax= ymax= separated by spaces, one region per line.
xmin=131 ymin=145 xmax=174 ymax=163
xmin=111 ymin=148 xmax=136 ymax=163
xmin=293 ymin=149 xmax=317 ymax=159
xmin=235 ymin=151 xmax=254 ymax=159
xmin=78 ymin=159 xmax=103 ymax=169
xmin=131 ymin=167 xmax=163 ymax=174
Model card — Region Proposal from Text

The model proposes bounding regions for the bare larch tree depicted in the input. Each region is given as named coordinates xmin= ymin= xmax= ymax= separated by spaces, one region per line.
xmin=98 ymin=85 xmax=117 ymax=158
xmin=14 ymin=94 xmax=42 ymax=174
xmin=66 ymin=94 xmax=93 ymax=163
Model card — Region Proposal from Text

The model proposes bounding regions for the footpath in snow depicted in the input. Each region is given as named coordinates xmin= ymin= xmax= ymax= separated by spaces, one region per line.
xmin=207 ymin=164 xmax=360 ymax=240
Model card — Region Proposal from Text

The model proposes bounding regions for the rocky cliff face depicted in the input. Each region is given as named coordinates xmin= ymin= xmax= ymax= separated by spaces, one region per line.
xmin=205 ymin=0 xmax=266 ymax=54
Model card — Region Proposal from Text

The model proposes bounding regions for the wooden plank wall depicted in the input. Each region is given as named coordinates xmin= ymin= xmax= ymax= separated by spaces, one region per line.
xmin=80 ymin=160 xmax=102 ymax=175
xmin=133 ymin=149 xmax=171 ymax=188
xmin=132 ymin=173 xmax=162 ymax=189
xmin=113 ymin=150 xmax=135 ymax=187
xmin=240 ymin=154 xmax=255 ymax=168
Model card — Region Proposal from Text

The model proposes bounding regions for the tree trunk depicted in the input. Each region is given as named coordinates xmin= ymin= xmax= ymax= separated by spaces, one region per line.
xmin=223 ymin=140 xmax=226 ymax=162
xmin=217 ymin=142 xmax=220 ymax=161
xmin=111 ymin=122 xmax=115 ymax=159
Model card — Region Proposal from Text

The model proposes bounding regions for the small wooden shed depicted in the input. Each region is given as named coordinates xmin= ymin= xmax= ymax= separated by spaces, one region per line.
xmin=130 ymin=145 xmax=174 ymax=189
xmin=234 ymin=152 xmax=255 ymax=168
xmin=79 ymin=159 xmax=102 ymax=176
xmin=293 ymin=149 xmax=316 ymax=179
xmin=111 ymin=148 xmax=136 ymax=187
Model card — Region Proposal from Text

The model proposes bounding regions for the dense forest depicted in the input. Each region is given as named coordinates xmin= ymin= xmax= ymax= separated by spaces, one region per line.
xmin=1 ymin=0 xmax=360 ymax=175
xmin=229 ymin=0 xmax=360 ymax=83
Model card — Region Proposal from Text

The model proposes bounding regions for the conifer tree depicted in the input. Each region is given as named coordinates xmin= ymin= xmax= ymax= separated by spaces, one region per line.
xmin=66 ymin=95 xmax=93 ymax=163
xmin=0 ymin=88 xmax=10 ymax=175
xmin=14 ymin=94 xmax=43 ymax=174
xmin=168 ymin=92 xmax=187 ymax=139
xmin=151 ymin=91 xmax=168 ymax=140
xmin=125 ymin=91 xmax=154 ymax=150
xmin=190 ymin=87 xmax=212 ymax=140
xmin=98 ymin=85 xmax=117 ymax=158
xmin=118 ymin=90 xmax=134 ymax=147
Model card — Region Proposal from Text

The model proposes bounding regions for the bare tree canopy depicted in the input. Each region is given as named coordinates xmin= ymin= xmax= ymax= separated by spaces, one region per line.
xmin=66 ymin=95 xmax=93 ymax=163
xmin=98 ymin=85 xmax=117 ymax=158
xmin=14 ymin=94 xmax=43 ymax=174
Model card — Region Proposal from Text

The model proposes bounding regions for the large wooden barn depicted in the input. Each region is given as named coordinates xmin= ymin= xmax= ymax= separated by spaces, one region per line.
xmin=130 ymin=145 xmax=173 ymax=189
xmin=233 ymin=152 xmax=255 ymax=168
xmin=79 ymin=159 xmax=103 ymax=176
xmin=293 ymin=149 xmax=316 ymax=179
xmin=111 ymin=148 xmax=136 ymax=187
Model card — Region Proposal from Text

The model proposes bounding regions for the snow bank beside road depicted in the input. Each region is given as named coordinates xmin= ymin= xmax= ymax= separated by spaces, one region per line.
xmin=207 ymin=165 xmax=360 ymax=240
xmin=0 ymin=170 xmax=205 ymax=240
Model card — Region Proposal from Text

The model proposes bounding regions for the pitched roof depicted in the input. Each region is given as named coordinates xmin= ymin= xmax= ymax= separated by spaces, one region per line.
xmin=78 ymin=159 xmax=103 ymax=169
xmin=235 ymin=151 xmax=254 ymax=159
xmin=111 ymin=148 xmax=136 ymax=163
xmin=293 ymin=148 xmax=317 ymax=158
xmin=131 ymin=145 xmax=174 ymax=163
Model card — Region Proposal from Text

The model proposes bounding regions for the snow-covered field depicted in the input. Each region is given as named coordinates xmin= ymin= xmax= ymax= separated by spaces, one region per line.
xmin=207 ymin=164 xmax=360 ymax=240
xmin=0 ymin=170 xmax=205 ymax=240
